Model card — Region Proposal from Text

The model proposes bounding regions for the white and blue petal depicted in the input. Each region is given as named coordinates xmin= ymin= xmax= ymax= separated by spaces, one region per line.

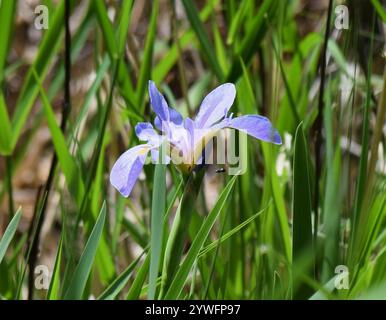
xmin=135 ymin=122 xmax=157 ymax=141
xmin=227 ymin=115 xmax=282 ymax=145
xmin=194 ymin=83 xmax=236 ymax=128
xmin=110 ymin=145 xmax=151 ymax=197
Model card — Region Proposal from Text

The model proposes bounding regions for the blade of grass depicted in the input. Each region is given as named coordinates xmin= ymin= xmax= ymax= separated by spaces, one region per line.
xmin=47 ymin=231 xmax=64 ymax=300
xmin=292 ymin=122 xmax=314 ymax=299
xmin=161 ymin=169 xmax=205 ymax=296
xmin=321 ymin=88 xmax=341 ymax=282
xmin=226 ymin=0 xmax=248 ymax=45
xmin=164 ymin=175 xmax=238 ymax=299
xmin=63 ymin=202 xmax=106 ymax=299
xmin=11 ymin=0 xmax=67 ymax=150
xmin=126 ymin=253 xmax=150 ymax=300
xmin=32 ymin=69 xmax=85 ymax=205
xmin=371 ymin=0 xmax=386 ymax=22
xmin=0 ymin=93 xmax=12 ymax=155
xmin=227 ymin=0 xmax=274 ymax=82
xmin=199 ymin=206 xmax=268 ymax=258
xmin=92 ymin=0 xmax=136 ymax=109
xmin=152 ymin=0 xmax=219 ymax=84
xmin=0 ymin=0 xmax=17 ymax=82
xmin=0 ymin=208 xmax=22 ymax=265
xmin=148 ymin=143 xmax=166 ymax=299
xmin=350 ymin=12 xmax=376 ymax=263
xmin=117 ymin=0 xmax=133 ymax=55
xmin=181 ymin=0 xmax=224 ymax=80
xmin=98 ymin=248 xmax=147 ymax=300
xmin=92 ymin=0 xmax=118 ymax=59
xmin=137 ymin=0 xmax=159 ymax=110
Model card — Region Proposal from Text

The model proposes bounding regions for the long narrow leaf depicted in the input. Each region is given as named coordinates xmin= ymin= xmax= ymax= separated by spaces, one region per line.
xmin=63 ymin=202 xmax=106 ymax=299
xmin=0 ymin=208 xmax=22 ymax=265
xmin=164 ymin=175 xmax=238 ymax=299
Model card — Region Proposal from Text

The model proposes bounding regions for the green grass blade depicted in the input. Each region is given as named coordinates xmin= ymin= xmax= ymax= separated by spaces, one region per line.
xmin=321 ymin=92 xmax=341 ymax=282
xmin=153 ymin=0 xmax=218 ymax=84
xmin=0 ymin=93 xmax=12 ymax=155
xmin=126 ymin=253 xmax=150 ymax=300
xmin=227 ymin=0 xmax=274 ymax=82
xmin=32 ymin=69 xmax=85 ymax=205
xmin=69 ymin=54 xmax=110 ymax=136
xmin=199 ymin=206 xmax=268 ymax=258
xmin=164 ymin=175 xmax=238 ymax=299
xmin=63 ymin=202 xmax=106 ymax=299
xmin=98 ymin=249 xmax=147 ymax=300
xmin=0 ymin=0 xmax=17 ymax=80
xmin=0 ymin=208 xmax=22 ymax=265
xmin=92 ymin=0 xmax=118 ymax=59
xmin=292 ymin=122 xmax=314 ymax=299
xmin=148 ymin=143 xmax=166 ymax=299
xmin=181 ymin=0 xmax=224 ymax=80
xmin=117 ymin=0 xmax=133 ymax=56
xmin=226 ymin=0 xmax=248 ymax=45
xmin=371 ymin=0 xmax=386 ymax=22
xmin=137 ymin=0 xmax=158 ymax=109
xmin=308 ymin=276 xmax=336 ymax=300
xmin=0 ymin=0 xmax=16 ymax=155
xmin=47 ymin=232 xmax=64 ymax=300
xmin=161 ymin=170 xmax=205 ymax=295
xmin=92 ymin=0 xmax=136 ymax=109
xmin=11 ymin=1 xmax=66 ymax=150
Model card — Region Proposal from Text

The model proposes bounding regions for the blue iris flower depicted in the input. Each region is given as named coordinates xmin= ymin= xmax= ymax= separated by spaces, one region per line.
xmin=110 ymin=81 xmax=281 ymax=197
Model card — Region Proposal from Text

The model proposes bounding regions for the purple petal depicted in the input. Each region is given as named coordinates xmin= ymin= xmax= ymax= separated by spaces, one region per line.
xmin=169 ymin=107 xmax=183 ymax=125
xmin=195 ymin=83 xmax=236 ymax=128
xmin=149 ymin=81 xmax=169 ymax=122
xmin=135 ymin=122 xmax=157 ymax=141
xmin=154 ymin=116 xmax=162 ymax=130
xmin=149 ymin=81 xmax=183 ymax=129
xmin=110 ymin=145 xmax=150 ymax=197
xmin=228 ymin=115 xmax=282 ymax=145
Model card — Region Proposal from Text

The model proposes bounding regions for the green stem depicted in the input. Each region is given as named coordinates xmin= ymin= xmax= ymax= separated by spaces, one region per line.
xmin=6 ymin=155 xmax=14 ymax=218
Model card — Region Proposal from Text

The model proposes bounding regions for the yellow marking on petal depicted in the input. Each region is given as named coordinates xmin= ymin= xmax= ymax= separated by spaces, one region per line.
xmin=138 ymin=147 xmax=150 ymax=155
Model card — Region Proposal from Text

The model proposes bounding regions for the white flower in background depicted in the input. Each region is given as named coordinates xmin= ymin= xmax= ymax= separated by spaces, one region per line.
xmin=276 ymin=132 xmax=292 ymax=178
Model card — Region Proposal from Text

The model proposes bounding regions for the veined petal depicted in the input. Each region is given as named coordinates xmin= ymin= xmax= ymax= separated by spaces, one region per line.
xmin=149 ymin=81 xmax=183 ymax=129
xmin=110 ymin=145 xmax=151 ymax=197
xmin=149 ymin=81 xmax=169 ymax=122
xmin=227 ymin=115 xmax=282 ymax=145
xmin=154 ymin=107 xmax=183 ymax=130
xmin=195 ymin=83 xmax=236 ymax=128
xmin=169 ymin=107 xmax=183 ymax=125
xmin=135 ymin=122 xmax=157 ymax=141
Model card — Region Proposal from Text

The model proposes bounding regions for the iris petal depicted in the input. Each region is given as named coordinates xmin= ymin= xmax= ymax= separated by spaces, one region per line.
xmin=195 ymin=83 xmax=236 ymax=128
xmin=135 ymin=122 xmax=157 ymax=141
xmin=169 ymin=107 xmax=183 ymax=125
xmin=149 ymin=81 xmax=183 ymax=129
xmin=110 ymin=145 xmax=150 ymax=197
xmin=227 ymin=115 xmax=282 ymax=145
xmin=149 ymin=81 xmax=169 ymax=122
